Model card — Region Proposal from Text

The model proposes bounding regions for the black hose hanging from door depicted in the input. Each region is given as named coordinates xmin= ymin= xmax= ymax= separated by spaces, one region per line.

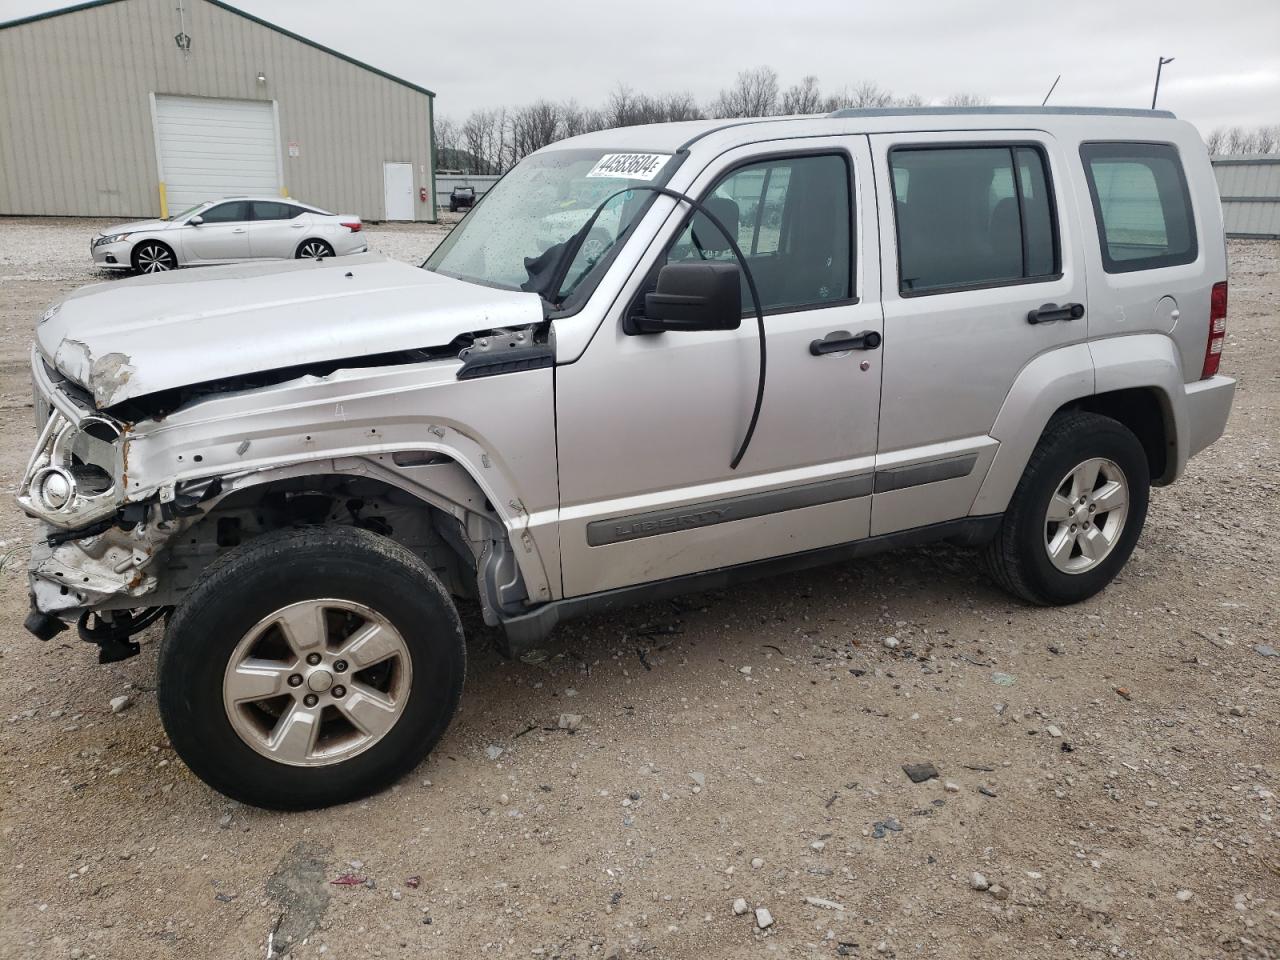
xmin=543 ymin=184 xmax=768 ymax=471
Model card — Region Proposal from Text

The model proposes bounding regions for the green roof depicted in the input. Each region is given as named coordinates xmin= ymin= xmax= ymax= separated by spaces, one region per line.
xmin=0 ymin=0 xmax=435 ymax=98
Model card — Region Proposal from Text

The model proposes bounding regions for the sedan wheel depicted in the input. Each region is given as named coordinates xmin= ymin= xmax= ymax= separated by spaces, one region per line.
xmin=298 ymin=240 xmax=335 ymax=259
xmin=134 ymin=242 xmax=176 ymax=273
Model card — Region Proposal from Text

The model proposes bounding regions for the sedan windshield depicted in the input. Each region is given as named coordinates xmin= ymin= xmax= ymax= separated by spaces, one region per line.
xmin=425 ymin=148 xmax=676 ymax=300
xmin=167 ymin=202 xmax=209 ymax=221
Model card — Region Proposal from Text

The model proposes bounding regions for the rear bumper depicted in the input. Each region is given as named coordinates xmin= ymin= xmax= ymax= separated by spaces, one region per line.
xmin=1183 ymin=375 xmax=1235 ymax=460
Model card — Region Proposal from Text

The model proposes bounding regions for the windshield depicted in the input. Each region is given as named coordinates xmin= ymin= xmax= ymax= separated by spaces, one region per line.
xmin=425 ymin=148 xmax=676 ymax=299
xmin=168 ymin=202 xmax=209 ymax=222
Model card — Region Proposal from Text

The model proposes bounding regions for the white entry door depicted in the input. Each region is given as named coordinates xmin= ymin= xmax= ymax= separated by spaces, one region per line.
xmin=383 ymin=162 xmax=414 ymax=220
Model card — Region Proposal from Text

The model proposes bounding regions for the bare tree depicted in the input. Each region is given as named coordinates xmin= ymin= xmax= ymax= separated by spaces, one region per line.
xmin=604 ymin=83 xmax=642 ymax=127
xmin=943 ymin=92 xmax=990 ymax=107
xmin=823 ymin=81 xmax=894 ymax=112
xmin=710 ymin=66 xmax=779 ymax=118
xmin=781 ymin=75 xmax=823 ymax=115
xmin=434 ymin=116 xmax=461 ymax=170
xmin=1204 ymin=128 xmax=1227 ymax=155
xmin=509 ymin=100 xmax=562 ymax=163
xmin=661 ymin=91 xmax=703 ymax=122
xmin=893 ymin=92 xmax=926 ymax=108
xmin=461 ymin=108 xmax=509 ymax=175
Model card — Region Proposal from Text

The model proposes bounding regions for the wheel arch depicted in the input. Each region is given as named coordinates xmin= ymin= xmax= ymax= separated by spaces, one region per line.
xmin=971 ymin=336 xmax=1187 ymax=515
xmin=157 ymin=453 xmax=542 ymax=627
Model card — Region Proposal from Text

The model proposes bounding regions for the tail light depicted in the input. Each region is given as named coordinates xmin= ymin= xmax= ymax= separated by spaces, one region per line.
xmin=341 ymin=221 xmax=362 ymax=233
xmin=1201 ymin=281 xmax=1227 ymax=379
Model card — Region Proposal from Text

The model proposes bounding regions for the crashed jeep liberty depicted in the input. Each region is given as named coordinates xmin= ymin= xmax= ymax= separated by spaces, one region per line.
xmin=18 ymin=108 xmax=1235 ymax=808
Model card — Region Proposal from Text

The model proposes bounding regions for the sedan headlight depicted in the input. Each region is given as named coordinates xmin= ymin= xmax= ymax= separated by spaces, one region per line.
xmin=94 ymin=233 xmax=132 ymax=247
xmin=17 ymin=412 xmax=125 ymax=527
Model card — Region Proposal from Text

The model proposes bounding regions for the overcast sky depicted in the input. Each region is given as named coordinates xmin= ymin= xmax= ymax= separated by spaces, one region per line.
xmin=4 ymin=0 xmax=1277 ymax=132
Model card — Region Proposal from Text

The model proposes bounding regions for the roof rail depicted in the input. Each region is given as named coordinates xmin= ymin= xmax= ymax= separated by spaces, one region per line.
xmin=827 ymin=105 xmax=1177 ymax=120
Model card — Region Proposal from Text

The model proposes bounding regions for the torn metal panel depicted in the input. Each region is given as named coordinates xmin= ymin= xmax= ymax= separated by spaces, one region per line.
xmin=119 ymin=356 xmax=560 ymax=602
xmin=28 ymin=516 xmax=191 ymax=614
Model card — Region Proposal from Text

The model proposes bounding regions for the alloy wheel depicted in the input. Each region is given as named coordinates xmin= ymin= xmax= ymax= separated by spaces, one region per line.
xmin=300 ymin=241 xmax=331 ymax=259
xmin=1043 ymin=457 xmax=1129 ymax=574
xmin=135 ymin=243 xmax=175 ymax=272
xmin=222 ymin=599 xmax=413 ymax=767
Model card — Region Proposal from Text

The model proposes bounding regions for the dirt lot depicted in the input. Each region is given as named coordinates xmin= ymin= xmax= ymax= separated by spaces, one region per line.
xmin=0 ymin=219 xmax=1276 ymax=960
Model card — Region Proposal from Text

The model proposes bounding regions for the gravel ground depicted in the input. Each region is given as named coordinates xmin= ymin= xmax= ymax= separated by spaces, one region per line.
xmin=0 ymin=219 xmax=1277 ymax=960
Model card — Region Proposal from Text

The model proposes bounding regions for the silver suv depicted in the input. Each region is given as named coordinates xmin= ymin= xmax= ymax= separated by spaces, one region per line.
xmin=18 ymin=107 xmax=1235 ymax=808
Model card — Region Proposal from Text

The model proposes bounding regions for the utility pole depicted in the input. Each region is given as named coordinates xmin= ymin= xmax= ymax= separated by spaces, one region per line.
xmin=1152 ymin=56 xmax=1174 ymax=109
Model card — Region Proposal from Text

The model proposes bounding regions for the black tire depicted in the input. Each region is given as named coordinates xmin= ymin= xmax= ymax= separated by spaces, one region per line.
xmin=296 ymin=239 xmax=335 ymax=259
xmin=132 ymin=240 xmax=177 ymax=273
xmin=157 ymin=526 xmax=465 ymax=810
xmin=983 ymin=411 xmax=1149 ymax=605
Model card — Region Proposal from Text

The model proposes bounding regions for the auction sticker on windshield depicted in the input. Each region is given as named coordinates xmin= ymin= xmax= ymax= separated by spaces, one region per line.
xmin=586 ymin=153 xmax=671 ymax=181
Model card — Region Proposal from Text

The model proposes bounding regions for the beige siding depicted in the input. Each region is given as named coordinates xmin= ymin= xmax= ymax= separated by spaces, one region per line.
xmin=0 ymin=0 xmax=436 ymax=220
xmin=1212 ymin=156 xmax=1280 ymax=239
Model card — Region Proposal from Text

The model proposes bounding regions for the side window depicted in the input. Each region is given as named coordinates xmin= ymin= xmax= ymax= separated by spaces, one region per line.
xmin=667 ymin=154 xmax=852 ymax=312
xmin=1080 ymin=142 xmax=1197 ymax=273
xmin=251 ymin=201 xmax=301 ymax=221
xmin=890 ymin=145 xmax=1060 ymax=294
xmin=200 ymin=201 xmax=248 ymax=224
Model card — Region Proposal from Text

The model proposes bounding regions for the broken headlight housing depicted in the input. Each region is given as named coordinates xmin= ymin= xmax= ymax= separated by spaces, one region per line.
xmin=18 ymin=411 xmax=125 ymax=528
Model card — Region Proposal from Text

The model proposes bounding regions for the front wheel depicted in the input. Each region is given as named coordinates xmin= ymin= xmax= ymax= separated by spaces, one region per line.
xmin=132 ymin=241 xmax=176 ymax=273
xmin=157 ymin=526 xmax=465 ymax=809
xmin=984 ymin=411 xmax=1150 ymax=605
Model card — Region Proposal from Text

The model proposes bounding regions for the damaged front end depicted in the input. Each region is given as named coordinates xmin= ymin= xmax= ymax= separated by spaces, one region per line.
xmin=17 ymin=349 xmax=199 ymax=659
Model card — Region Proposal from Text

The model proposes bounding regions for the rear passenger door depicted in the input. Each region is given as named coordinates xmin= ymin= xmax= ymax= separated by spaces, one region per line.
xmin=249 ymin=201 xmax=308 ymax=259
xmin=869 ymin=131 xmax=1089 ymax=535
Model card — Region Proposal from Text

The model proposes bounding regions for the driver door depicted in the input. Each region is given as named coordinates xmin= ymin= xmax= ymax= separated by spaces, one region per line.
xmin=555 ymin=137 xmax=885 ymax=597
xmin=181 ymin=200 xmax=251 ymax=263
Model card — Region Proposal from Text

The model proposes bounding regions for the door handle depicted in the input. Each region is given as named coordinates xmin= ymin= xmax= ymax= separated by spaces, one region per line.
xmin=810 ymin=329 xmax=882 ymax=355
xmin=232 ymin=228 xmax=247 ymax=234
xmin=1027 ymin=302 xmax=1084 ymax=325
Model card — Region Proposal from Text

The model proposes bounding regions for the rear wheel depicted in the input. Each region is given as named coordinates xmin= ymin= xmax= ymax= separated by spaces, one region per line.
xmin=296 ymin=239 xmax=335 ymax=259
xmin=157 ymin=526 xmax=465 ymax=809
xmin=132 ymin=241 xmax=176 ymax=273
xmin=984 ymin=411 xmax=1149 ymax=605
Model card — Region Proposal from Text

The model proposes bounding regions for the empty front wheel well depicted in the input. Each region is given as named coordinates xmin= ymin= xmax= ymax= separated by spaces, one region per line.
xmin=162 ymin=474 xmax=484 ymax=604
xmin=1060 ymin=387 xmax=1174 ymax=484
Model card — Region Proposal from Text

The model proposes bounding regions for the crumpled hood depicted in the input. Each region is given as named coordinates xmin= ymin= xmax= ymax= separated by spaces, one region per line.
xmin=97 ymin=218 xmax=173 ymax=236
xmin=37 ymin=253 xmax=543 ymax=408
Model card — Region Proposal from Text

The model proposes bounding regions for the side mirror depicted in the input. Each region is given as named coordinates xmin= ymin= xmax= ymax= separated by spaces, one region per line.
xmin=630 ymin=261 xmax=742 ymax=335
xmin=188 ymin=215 xmax=203 ymax=226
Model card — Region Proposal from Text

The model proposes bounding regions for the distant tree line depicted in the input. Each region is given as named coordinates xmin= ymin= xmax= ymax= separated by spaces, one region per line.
xmin=1204 ymin=125 xmax=1280 ymax=156
xmin=434 ymin=67 xmax=989 ymax=175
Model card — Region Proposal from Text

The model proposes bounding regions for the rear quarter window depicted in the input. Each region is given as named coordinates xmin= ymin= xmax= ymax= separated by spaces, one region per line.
xmin=1080 ymin=142 xmax=1197 ymax=273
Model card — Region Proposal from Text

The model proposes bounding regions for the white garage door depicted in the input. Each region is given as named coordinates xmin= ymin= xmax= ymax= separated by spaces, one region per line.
xmin=153 ymin=95 xmax=281 ymax=214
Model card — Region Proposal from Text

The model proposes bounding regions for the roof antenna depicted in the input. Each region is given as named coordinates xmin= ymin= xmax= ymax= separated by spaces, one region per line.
xmin=1041 ymin=75 xmax=1061 ymax=107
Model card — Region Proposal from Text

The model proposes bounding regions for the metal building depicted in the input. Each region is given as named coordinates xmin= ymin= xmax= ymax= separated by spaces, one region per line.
xmin=1212 ymin=156 xmax=1280 ymax=240
xmin=0 ymin=0 xmax=438 ymax=221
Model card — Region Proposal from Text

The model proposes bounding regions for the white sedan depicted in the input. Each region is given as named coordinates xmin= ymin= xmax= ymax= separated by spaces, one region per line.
xmin=91 ymin=198 xmax=367 ymax=273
